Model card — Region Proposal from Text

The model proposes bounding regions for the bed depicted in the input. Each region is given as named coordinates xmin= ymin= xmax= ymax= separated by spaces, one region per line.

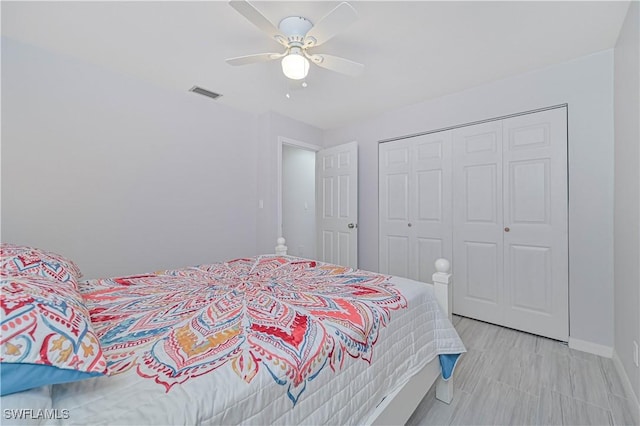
xmin=0 ymin=240 xmax=465 ymax=425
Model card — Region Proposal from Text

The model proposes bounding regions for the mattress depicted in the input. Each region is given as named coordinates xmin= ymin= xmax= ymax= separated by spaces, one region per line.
xmin=2 ymin=255 xmax=464 ymax=425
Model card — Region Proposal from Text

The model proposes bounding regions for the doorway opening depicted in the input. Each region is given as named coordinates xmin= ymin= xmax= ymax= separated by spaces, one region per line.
xmin=277 ymin=137 xmax=320 ymax=259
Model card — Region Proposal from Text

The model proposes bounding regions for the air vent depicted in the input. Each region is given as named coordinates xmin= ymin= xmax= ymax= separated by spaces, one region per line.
xmin=189 ymin=86 xmax=222 ymax=100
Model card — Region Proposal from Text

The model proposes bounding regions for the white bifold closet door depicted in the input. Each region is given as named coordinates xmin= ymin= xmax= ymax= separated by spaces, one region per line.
xmin=379 ymin=132 xmax=452 ymax=283
xmin=453 ymin=107 xmax=568 ymax=341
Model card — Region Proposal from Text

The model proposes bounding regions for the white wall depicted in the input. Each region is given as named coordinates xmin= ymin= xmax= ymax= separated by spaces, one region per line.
xmin=324 ymin=50 xmax=615 ymax=349
xmin=614 ymin=1 xmax=640 ymax=404
xmin=1 ymin=37 xmax=259 ymax=279
xmin=255 ymin=111 xmax=323 ymax=254
xmin=282 ymin=145 xmax=316 ymax=259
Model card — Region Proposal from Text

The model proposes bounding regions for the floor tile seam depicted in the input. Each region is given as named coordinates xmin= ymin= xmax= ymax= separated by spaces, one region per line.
xmin=606 ymin=390 xmax=639 ymax=408
xmin=601 ymin=391 xmax=619 ymax=421
xmin=514 ymin=378 xmax=543 ymax=399
xmin=600 ymin=376 xmax=625 ymax=399
xmin=444 ymin=387 xmax=474 ymax=426
xmin=598 ymin=361 xmax=631 ymax=401
xmin=534 ymin=343 xmax=570 ymax=356
xmin=539 ymin=382 xmax=602 ymax=413
xmin=559 ymin=400 xmax=615 ymax=426
xmin=602 ymin=409 xmax=616 ymax=426
xmin=566 ymin=364 xmax=611 ymax=411
xmin=607 ymin=408 xmax=628 ymax=426
xmin=420 ymin=393 xmax=460 ymax=426
xmin=534 ymin=341 xmax=605 ymax=363
xmin=555 ymin=349 xmax=605 ymax=368
xmin=552 ymin=386 xmax=617 ymax=414
xmin=474 ymin=352 xmax=539 ymax=394
xmin=479 ymin=363 xmax=530 ymax=395
xmin=602 ymin=391 xmax=640 ymax=423
xmin=482 ymin=344 xmax=543 ymax=363
xmin=479 ymin=373 xmax=542 ymax=399
xmin=454 ymin=355 xmax=487 ymax=394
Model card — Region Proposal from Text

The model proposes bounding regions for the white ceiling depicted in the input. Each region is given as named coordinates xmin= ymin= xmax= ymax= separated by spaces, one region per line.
xmin=1 ymin=1 xmax=630 ymax=130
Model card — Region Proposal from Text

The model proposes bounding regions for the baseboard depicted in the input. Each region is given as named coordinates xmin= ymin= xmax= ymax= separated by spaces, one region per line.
xmin=612 ymin=350 xmax=640 ymax=409
xmin=568 ymin=337 xmax=614 ymax=358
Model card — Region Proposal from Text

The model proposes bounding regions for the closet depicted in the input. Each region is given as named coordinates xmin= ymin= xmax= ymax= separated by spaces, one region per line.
xmin=379 ymin=107 xmax=568 ymax=341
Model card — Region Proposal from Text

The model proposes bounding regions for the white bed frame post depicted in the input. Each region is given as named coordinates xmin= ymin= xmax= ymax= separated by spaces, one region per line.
xmin=433 ymin=258 xmax=454 ymax=404
xmin=433 ymin=258 xmax=453 ymax=324
xmin=275 ymin=237 xmax=288 ymax=256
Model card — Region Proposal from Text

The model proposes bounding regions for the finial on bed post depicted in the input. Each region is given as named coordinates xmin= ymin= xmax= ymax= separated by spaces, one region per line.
xmin=432 ymin=258 xmax=453 ymax=323
xmin=275 ymin=237 xmax=288 ymax=256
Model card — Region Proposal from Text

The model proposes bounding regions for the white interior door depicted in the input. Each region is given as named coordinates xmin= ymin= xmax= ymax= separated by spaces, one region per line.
xmin=316 ymin=141 xmax=358 ymax=268
xmin=452 ymin=121 xmax=505 ymax=325
xmin=502 ymin=108 xmax=568 ymax=340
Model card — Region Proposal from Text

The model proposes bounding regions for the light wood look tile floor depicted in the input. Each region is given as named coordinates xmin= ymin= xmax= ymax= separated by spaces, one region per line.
xmin=407 ymin=316 xmax=640 ymax=426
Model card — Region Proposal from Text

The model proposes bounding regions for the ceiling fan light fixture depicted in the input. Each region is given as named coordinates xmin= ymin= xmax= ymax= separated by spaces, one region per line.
xmin=281 ymin=50 xmax=309 ymax=80
xmin=227 ymin=1 xmax=363 ymax=79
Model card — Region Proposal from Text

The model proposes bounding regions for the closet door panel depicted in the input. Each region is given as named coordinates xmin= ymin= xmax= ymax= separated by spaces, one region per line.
xmin=509 ymin=159 xmax=550 ymax=225
xmin=321 ymin=230 xmax=334 ymax=263
xmin=416 ymin=170 xmax=442 ymax=221
xmin=503 ymin=108 xmax=568 ymax=341
xmin=412 ymin=132 xmax=452 ymax=282
xmin=379 ymin=140 xmax=413 ymax=276
xmin=416 ymin=237 xmax=444 ymax=284
xmin=386 ymin=173 xmax=410 ymax=221
xmin=464 ymin=241 xmax=500 ymax=302
xmin=464 ymin=164 xmax=499 ymax=224
xmin=509 ymin=244 xmax=552 ymax=312
xmin=384 ymin=235 xmax=410 ymax=277
xmin=453 ymin=121 xmax=504 ymax=324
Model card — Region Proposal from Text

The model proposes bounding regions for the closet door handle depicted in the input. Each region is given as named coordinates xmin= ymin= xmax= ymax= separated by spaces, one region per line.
xmin=408 ymin=223 xmax=412 ymax=227
xmin=504 ymin=227 xmax=510 ymax=232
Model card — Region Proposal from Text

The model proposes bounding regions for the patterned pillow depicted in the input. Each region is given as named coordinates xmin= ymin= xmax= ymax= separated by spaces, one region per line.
xmin=0 ymin=275 xmax=108 ymax=396
xmin=0 ymin=243 xmax=82 ymax=288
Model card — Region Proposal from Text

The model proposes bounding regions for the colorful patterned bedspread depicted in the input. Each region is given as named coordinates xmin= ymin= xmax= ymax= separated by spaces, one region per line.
xmin=82 ymin=255 xmax=407 ymax=404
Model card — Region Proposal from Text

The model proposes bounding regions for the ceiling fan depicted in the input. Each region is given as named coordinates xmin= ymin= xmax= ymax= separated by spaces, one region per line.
xmin=226 ymin=1 xmax=364 ymax=80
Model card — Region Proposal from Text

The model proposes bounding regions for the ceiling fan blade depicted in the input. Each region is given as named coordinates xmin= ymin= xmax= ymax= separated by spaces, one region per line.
xmin=304 ymin=2 xmax=357 ymax=47
xmin=229 ymin=1 xmax=287 ymax=46
xmin=225 ymin=52 xmax=285 ymax=66
xmin=307 ymin=53 xmax=364 ymax=77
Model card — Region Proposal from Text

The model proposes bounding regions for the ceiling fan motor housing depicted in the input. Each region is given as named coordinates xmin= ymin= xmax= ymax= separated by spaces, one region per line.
xmin=278 ymin=16 xmax=313 ymax=46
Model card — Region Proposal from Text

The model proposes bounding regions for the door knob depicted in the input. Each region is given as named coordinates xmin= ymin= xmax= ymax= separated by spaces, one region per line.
xmin=408 ymin=223 xmax=412 ymax=227
xmin=504 ymin=227 xmax=510 ymax=232
xmin=348 ymin=223 xmax=356 ymax=229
